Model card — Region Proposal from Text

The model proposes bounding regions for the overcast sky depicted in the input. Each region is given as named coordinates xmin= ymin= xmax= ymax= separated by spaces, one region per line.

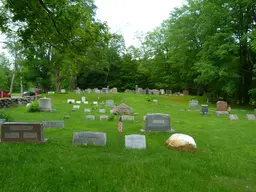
xmin=95 ymin=0 xmax=183 ymax=47
xmin=0 ymin=0 xmax=183 ymax=57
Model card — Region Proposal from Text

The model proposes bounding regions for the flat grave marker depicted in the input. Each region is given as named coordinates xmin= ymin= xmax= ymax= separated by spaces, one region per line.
xmin=229 ymin=114 xmax=238 ymax=120
xmin=42 ymin=121 xmax=64 ymax=128
xmin=100 ymin=115 xmax=108 ymax=121
xmin=84 ymin=108 xmax=91 ymax=113
xmin=86 ymin=115 xmax=95 ymax=120
xmin=246 ymin=114 xmax=255 ymax=120
xmin=121 ymin=116 xmax=135 ymax=121
xmin=125 ymin=134 xmax=146 ymax=149
xmin=72 ymin=132 xmax=106 ymax=146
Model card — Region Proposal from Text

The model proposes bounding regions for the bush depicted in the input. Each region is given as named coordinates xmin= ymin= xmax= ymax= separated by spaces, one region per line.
xmin=27 ymin=101 xmax=40 ymax=112
xmin=145 ymin=96 xmax=152 ymax=102
xmin=108 ymin=113 xmax=115 ymax=121
xmin=0 ymin=110 xmax=14 ymax=121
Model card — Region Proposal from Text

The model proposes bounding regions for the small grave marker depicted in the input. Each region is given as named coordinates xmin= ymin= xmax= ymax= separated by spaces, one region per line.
xmin=93 ymin=101 xmax=98 ymax=105
xmin=106 ymin=100 xmax=114 ymax=107
xmin=73 ymin=105 xmax=80 ymax=110
xmin=100 ymin=115 xmax=108 ymax=121
xmin=86 ymin=115 xmax=95 ymax=120
xmin=76 ymin=101 xmax=81 ymax=104
xmin=246 ymin=114 xmax=255 ymax=120
xmin=229 ymin=114 xmax=238 ymax=120
xmin=81 ymin=97 xmax=86 ymax=102
xmin=64 ymin=116 xmax=70 ymax=119
xmin=121 ymin=116 xmax=135 ymax=121
xmin=153 ymin=99 xmax=158 ymax=103
xmin=84 ymin=101 xmax=89 ymax=104
xmin=48 ymin=91 xmax=55 ymax=94
xmin=42 ymin=121 xmax=64 ymax=128
xmin=67 ymin=99 xmax=75 ymax=104
xmin=189 ymin=100 xmax=199 ymax=108
xmin=99 ymin=109 xmax=106 ymax=113
xmin=125 ymin=134 xmax=146 ymax=149
xmin=60 ymin=89 xmax=66 ymax=93
xmin=84 ymin=108 xmax=91 ymax=113
xmin=72 ymin=132 xmax=106 ymax=146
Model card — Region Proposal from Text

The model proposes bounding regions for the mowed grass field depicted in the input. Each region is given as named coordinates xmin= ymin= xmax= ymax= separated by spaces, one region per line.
xmin=0 ymin=93 xmax=255 ymax=192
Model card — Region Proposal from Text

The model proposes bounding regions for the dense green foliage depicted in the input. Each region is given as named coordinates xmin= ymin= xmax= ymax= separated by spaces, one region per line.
xmin=0 ymin=93 xmax=256 ymax=192
xmin=0 ymin=0 xmax=256 ymax=104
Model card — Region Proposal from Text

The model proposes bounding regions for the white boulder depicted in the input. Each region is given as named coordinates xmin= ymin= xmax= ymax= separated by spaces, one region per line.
xmin=166 ymin=133 xmax=196 ymax=152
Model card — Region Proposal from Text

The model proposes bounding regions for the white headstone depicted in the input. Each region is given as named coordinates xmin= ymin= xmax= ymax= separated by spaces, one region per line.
xmin=93 ymin=101 xmax=98 ymax=105
xmin=81 ymin=97 xmax=86 ymax=102
xmin=86 ymin=115 xmax=95 ymax=120
xmin=76 ymin=101 xmax=81 ymax=104
xmin=39 ymin=98 xmax=52 ymax=112
xmin=125 ymin=134 xmax=146 ymax=149
xmin=84 ymin=101 xmax=89 ymax=104
xmin=99 ymin=109 xmax=106 ymax=113
xmin=48 ymin=91 xmax=55 ymax=94
xmin=100 ymin=115 xmax=108 ymax=121
xmin=60 ymin=89 xmax=66 ymax=93
xmin=153 ymin=99 xmax=158 ymax=103
xmin=67 ymin=99 xmax=75 ymax=104
xmin=229 ymin=114 xmax=238 ymax=120
xmin=84 ymin=108 xmax=91 ymax=113
xmin=73 ymin=105 xmax=80 ymax=110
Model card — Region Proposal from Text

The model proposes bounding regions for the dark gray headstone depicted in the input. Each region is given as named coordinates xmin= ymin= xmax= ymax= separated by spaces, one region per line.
xmin=125 ymin=134 xmax=146 ymax=149
xmin=201 ymin=105 xmax=208 ymax=115
xmin=72 ymin=132 xmax=107 ymax=146
xmin=42 ymin=121 xmax=64 ymax=128
xmin=142 ymin=113 xmax=173 ymax=132
xmin=166 ymin=90 xmax=170 ymax=95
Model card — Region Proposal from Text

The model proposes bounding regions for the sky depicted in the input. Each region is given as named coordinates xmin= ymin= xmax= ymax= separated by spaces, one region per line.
xmin=94 ymin=0 xmax=183 ymax=47
xmin=0 ymin=0 xmax=183 ymax=58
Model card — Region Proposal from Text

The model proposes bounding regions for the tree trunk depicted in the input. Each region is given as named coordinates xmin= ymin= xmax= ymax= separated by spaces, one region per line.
xmin=9 ymin=72 xmax=15 ymax=94
xmin=56 ymin=69 xmax=60 ymax=92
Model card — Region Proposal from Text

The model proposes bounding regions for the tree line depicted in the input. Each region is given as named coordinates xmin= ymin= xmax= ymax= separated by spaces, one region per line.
xmin=0 ymin=0 xmax=256 ymax=105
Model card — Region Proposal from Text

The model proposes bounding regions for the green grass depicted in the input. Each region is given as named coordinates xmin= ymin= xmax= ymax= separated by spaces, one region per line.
xmin=0 ymin=93 xmax=256 ymax=192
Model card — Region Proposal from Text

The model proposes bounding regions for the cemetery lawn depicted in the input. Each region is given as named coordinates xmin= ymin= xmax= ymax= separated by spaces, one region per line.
xmin=1 ymin=93 xmax=256 ymax=192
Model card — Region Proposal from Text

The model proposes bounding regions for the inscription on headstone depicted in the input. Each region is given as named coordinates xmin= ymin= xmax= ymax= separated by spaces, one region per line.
xmin=42 ymin=121 xmax=64 ymax=128
xmin=1 ymin=122 xmax=47 ymax=143
xmin=72 ymin=132 xmax=106 ymax=146
xmin=125 ymin=134 xmax=146 ymax=149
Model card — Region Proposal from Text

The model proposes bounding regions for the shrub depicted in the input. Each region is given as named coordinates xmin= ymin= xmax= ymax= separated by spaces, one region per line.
xmin=27 ymin=101 xmax=40 ymax=112
xmin=0 ymin=110 xmax=14 ymax=121
xmin=108 ymin=113 xmax=115 ymax=121
xmin=145 ymin=96 xmax=152 ymax=102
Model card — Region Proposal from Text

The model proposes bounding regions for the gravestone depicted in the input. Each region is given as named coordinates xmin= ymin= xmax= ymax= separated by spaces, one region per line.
xmin=84 ymin=101 xmax=89 ymax=104
xmin=42 ymin=121 xmax=64 ymax=128
xmin=39 ymin=98 xmax=52 ymax=112
xmin=229 ymin=114 xmax=238 ymax=120
xmin=60 ymin=89 xmax=66 ymax=93
xmin=86 ymin=115 xmax=95 ymax=120
xmin=246 ymin=114 xmax=255 ymax=120
xmin=99 ymin=109 xmax=106 ymax=113
xmin=72 ymin=132 xmax=106 ymax=146
xmin=106 ymin=100 xmax=114 ymax=107
xmin=76 ymin=101 xmax=81 ymax=104
xmin=64 ymin=115 xmax=70 ymax=119
xmin=102 ymin=88 xmax=108 ymax=94
xmin=100 ymin=115 xmax=108 ymax=121
xmin=26 ymin=103 xmax=31 ymax=108
xmin=0 ymin=119 xmax=6 ymax=124
xmin=121 ymin=116 xmax=135 ymax=121
xmin=189 ymin=100 xmax=199 ymax=108
xmin=141 ymin=113 xmax=174 ymax=132
xmin=110 ymin=110 xmax=114 ymax=113
xmin=67 ymin=99 xmax=75 ymax=104
xmin=160 ymin=89 xmax=165 ymax=95
xmin=48 ymin=91 xmax=55 ymax=94
xmin=125 ymin=134 xmax=146 ymax=149
xmin=143 ymin=116 xmax=147 ymax=121
xmin=1 ymin=122 xmax=47 ymax=143
xmin=216 ymin=101 xmax=228 ymax=115
xmin=93 ymin=101 xmax=98 ymax=105
xmin=73 ymin=105 xmax=80 ymax=110
xmin=183 ymin=90 xmax=189 ymax=95
xmin=201 ymin=105 xmax=208 ymax=115
xmin=153 ymin=99 xmax=158 ymax=103
xmin=166 ymin=90 xmax=171 ymax=95
xmin=81 ymin=97 xmax=86 ymax=103
xmin=112 ymin=87 xmax=118 ymax=93
xmin=84 ymin=108 xmax=91 ymax=113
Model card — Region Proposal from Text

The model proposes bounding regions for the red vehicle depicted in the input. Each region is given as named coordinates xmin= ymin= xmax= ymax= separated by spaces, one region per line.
xmin=0 ymin=90 xmax=11 ymax=98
